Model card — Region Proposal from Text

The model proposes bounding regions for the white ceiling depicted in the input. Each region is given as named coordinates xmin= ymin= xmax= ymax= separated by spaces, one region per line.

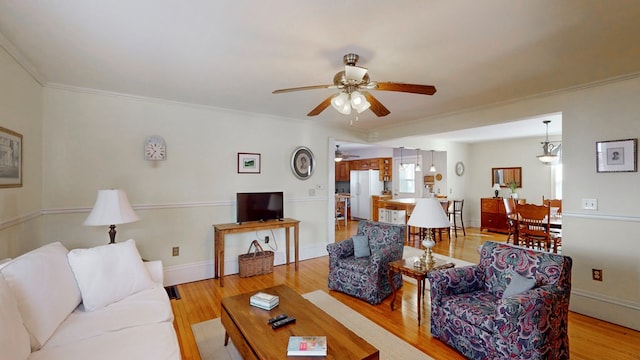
xmin=1 ymin=1 xmax=639 ymax=137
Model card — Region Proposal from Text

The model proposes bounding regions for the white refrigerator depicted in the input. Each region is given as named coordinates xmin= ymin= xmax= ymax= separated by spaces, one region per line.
xmin=350 ymin=170 xmax=384 ymax=220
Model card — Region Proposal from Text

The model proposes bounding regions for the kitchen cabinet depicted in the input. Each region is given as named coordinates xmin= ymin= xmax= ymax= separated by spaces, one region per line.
xmin=335 ymin=161 xmax=350 ymax=181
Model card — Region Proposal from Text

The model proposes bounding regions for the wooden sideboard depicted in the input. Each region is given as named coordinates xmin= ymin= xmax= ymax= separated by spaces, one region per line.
xmin=480 ymin=198 xmax=508 ymax=233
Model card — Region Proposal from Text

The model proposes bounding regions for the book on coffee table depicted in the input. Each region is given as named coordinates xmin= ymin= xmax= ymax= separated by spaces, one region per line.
xmin=287 ymin=336 xmax=327 ymax=356
xmin=250 ymin=292 xmax=279 ymax=310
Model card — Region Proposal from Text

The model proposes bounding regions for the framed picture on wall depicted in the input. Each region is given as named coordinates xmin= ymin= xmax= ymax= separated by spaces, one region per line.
xmin=0 ymin=127 xmax=23 ymax=188
xmin=237 ymin=152 xmax=261 ymax=174
xmin=596 ymin=138 xmax=637 ymax=173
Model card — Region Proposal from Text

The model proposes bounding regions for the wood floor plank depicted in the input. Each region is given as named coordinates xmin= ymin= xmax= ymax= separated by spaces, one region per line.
xmin=170 ymin=223 xmax=640 ymax=360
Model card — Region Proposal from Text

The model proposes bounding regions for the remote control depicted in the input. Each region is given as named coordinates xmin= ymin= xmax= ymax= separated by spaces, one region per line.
xmin=271 ymin=316 xmax=296 ymax=329
xmin=268 ymin=314 xmax=288 ymax=324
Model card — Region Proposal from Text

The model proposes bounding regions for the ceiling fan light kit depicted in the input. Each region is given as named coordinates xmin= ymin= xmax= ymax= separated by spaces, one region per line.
xmin=273 ymin=53 xmax=436 ymax=120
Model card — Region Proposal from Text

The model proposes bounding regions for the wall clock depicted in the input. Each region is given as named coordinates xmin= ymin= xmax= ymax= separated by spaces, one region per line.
xmin=291 ymin=146 xmax=315 ymax=180
xmin=455 ymin=161 xmax=465 ymax=176
xmin=144 ymin=135 xmax=166 ymax=161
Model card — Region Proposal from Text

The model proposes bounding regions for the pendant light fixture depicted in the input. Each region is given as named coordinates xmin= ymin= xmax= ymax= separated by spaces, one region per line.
xmin=399 ymin=147 xmax=407 ymax=170
xmin=429 ymin=150 xmax=436 ymax=173
xmin=537 ymin=120 xmax=561 ymax=164
xmin=415 ymin=148 xmax=422 ymax=172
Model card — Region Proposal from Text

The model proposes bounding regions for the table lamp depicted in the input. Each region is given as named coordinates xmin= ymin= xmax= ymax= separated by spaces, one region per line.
xmin=84 ymin=189 xmax=140 ymax=244
xmin=492 ymin=183 xmax=501 ymax=198
xmin=407 ymin=198 xmax=451 ymax=267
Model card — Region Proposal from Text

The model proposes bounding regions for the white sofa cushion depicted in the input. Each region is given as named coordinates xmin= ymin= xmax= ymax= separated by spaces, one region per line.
xmin=67 ymin=239 xmax=154 ymax=311
xmin=44 ymin=285 xmax=174 ymax=348
xmin=29 ymin=322 xmax=180 ymax=360
xmin=0 ymin=273 xmax=31 ymax=360
xmin=0 ymin=242 xmax=81 ymax=351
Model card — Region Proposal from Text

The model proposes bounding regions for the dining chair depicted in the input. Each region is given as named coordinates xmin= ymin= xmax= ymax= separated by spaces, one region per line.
xmin=502 ymin=197 xmax=518 ymax=245
xmin=516 ymin=203 xmax=553 ymax=251
xmin=335 ymin=195 xmax=346 ymax=229
xmin=543 ymin=197 xmax=562 ymax=214
xmin=448 ymin=199 xmax=465 ymax=237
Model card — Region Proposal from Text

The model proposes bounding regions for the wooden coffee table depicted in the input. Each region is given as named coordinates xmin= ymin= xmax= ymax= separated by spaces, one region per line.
xmin=221 ymin=284 xmax=379 ymax=359
xmin=388 ymin=258 xmax=454 ymax=326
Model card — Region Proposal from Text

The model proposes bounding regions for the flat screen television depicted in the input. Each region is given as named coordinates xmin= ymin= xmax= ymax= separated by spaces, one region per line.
xmin=236 ymin=192 xmax=284 ymax=224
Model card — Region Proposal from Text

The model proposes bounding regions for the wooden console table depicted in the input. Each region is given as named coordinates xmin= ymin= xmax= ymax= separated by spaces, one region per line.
xmin=213 ymin=218 xmax=300 ymax=287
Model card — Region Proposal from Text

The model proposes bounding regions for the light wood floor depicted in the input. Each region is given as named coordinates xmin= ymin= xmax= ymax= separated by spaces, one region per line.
xmin=170 ymin=222 xmax=640 ymax=359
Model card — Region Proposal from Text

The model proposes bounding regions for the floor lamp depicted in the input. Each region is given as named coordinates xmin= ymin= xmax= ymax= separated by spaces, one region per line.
xmin=407 ymin=198 xmax=451 ymax=267
xmin=84 ymin=189 xmax=140 ymax=244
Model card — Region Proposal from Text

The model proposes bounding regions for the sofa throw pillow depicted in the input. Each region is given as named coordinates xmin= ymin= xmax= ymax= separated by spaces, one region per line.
xmin=352 ymin=235 xmax=371 ymax=258
xmin=502 ymin=271 xmax=536 ymax=298
xmin=0 ymin=274 xmax=31 ymax=360
xmin=67 ymin=239 xmax=154 ymax=312
xmin=0 ymin=242 xmax=82 ymax=351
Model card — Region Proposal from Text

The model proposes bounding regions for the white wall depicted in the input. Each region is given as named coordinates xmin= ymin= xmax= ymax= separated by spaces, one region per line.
xmin=0 ymin=46 xmax=43 ymax=257
xmin=37 ymin=86 xmax=362 ymax=284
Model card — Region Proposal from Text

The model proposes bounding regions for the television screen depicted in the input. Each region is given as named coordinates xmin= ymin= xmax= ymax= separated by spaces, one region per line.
xmin=236 ymin=192 xmax=284 ymax=223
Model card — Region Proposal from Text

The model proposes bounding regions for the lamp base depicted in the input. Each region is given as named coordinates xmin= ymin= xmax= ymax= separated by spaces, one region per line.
xmin=420 ymin=230 xmax=436 ymax=268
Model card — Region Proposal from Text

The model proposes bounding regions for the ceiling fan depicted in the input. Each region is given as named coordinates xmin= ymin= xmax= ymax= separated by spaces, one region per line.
xmin=272 ymin=53 xmax=436 ymax=118
xmin=334 ymin=145 xmax=360 ymax=162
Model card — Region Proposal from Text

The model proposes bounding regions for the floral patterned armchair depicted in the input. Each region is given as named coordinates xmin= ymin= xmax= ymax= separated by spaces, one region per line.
xmin=327 ymin=220 xmax=405 ymax=305
xmin=427 ymin=241 xmax=572 ymax=359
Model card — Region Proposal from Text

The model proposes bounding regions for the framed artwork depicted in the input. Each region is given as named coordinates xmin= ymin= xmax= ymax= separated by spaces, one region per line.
xmin=596 ymin=138 xmax=637 ymax=173
xmin=0 ymin=127 xmax=22 ymax=188
xmin=290 ymin=146 xmax=315 ymax=180
xmin=237 ymin=152 xmax=261 ymax=174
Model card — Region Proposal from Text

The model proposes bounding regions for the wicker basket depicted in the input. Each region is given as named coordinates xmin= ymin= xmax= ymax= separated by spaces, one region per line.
xmin=238 ymin=240 xmax=274 ymax=278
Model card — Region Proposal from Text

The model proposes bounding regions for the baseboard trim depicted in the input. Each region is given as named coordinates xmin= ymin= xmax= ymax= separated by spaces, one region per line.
xmin=570 ymin=288 xmax=640 ymax=331
xmin=163 ymin=243 xmax=329 ymax=286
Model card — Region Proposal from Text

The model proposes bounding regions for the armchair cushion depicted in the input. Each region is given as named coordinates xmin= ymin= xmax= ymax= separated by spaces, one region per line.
xmin=352 ymin=235 xmax=370 ymax=258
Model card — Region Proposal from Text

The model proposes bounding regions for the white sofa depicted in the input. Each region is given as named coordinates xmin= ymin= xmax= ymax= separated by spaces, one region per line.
xmin=0 ymin=239 xmax=181 ymax=360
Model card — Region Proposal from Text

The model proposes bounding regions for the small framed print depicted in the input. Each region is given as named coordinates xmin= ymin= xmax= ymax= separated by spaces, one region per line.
xmin=596 ymin=138 xmax=637 ymax=173
xmin=0 ymin=127 xmax=23 ymax=188
xmin=237 ymin=153 xmax=261 ymax=174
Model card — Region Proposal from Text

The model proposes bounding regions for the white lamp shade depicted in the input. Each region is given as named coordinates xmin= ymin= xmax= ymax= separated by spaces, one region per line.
xmin=407 ymin=198 xmax=451 ymax=229
xmin=84 ymin=189 xmax=140 ymax=226
xmin=492 ymin=183 xmax=502 ymax=191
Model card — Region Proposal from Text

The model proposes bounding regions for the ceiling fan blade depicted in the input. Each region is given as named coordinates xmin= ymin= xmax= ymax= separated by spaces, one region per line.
xmin=375 ymin=82 xmax=437 ymax=95
xmin=363 ymin=92 xmax=391 ymax=117
xmin=307 ymin=95 xmax=334 ymax=116
xmin=345 ymin=65 xmax=368 ymax=81
xmin=272 ymin=84 xmax=335 ymax=94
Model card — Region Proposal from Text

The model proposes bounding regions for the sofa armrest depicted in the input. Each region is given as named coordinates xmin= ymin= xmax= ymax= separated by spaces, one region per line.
xmin=494 ymin=285 xmax=570 ymax=355
xmin=326 ymin=239 xmax=354 ymax=267
xmin=144 ymin=260 xmax=164 ymax=285
xmin=428 ymin=265 xmax=484 ymax=304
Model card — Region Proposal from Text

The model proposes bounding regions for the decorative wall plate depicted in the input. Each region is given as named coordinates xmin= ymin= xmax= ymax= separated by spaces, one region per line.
xmin=435 ymin=173 xmax=443 ymax=181
xmin=291 ymin=146 xmax=315 ymax=180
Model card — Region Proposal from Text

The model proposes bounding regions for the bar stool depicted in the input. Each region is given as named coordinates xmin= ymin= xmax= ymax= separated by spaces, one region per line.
xmin=448 ymin=199 xmax=466 ymax=237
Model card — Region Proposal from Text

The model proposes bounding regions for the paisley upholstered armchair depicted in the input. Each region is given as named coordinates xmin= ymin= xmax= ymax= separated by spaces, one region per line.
xmin=427 ymin=241 xmax=572 ymax=359
xmin=326 ymin=220 xmax=405 ymax=305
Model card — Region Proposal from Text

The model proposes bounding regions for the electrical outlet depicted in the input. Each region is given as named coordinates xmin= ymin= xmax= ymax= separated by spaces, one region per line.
xmin=582 ymin=198 xmax=598 ymax=210
xmin=592 ymin=268 xmax=603 ymax=281
xmin=264 ymin=236 xmax=270 ymax=244
xmin=172 ymin=247 xmax=179 ymax=256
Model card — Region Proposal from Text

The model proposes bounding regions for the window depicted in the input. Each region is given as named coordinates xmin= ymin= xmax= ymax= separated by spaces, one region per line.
xmin=552 ymin=164 xmax=562 ymax=199
xmin=398 ymin=164 xmax=416 ymax=193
